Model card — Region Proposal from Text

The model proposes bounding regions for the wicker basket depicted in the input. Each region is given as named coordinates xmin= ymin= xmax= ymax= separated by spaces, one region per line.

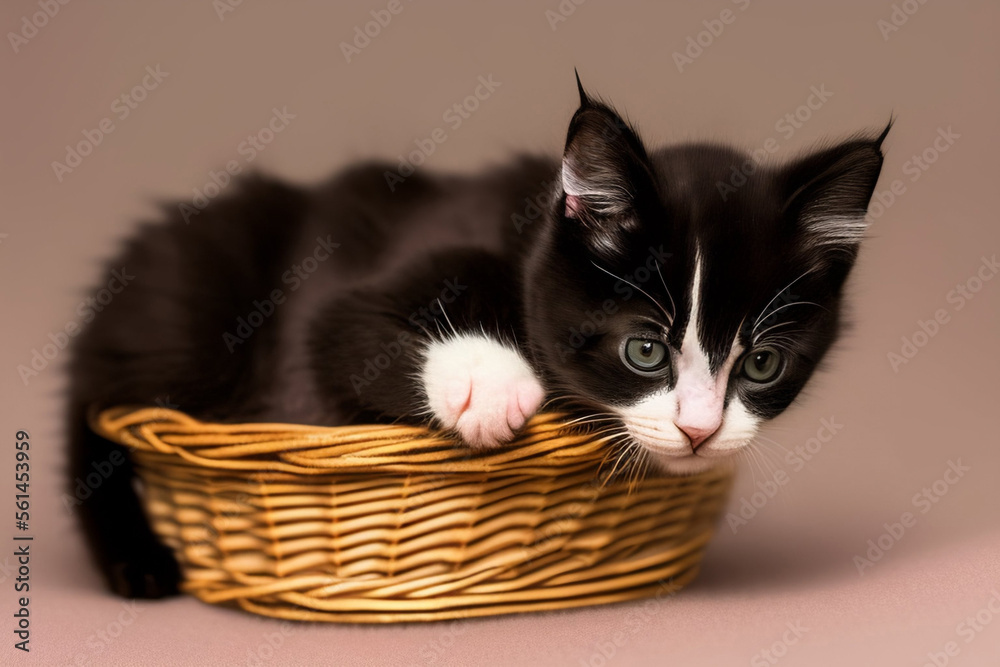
xmin=91 ymin=406 xmax=733 ymax=623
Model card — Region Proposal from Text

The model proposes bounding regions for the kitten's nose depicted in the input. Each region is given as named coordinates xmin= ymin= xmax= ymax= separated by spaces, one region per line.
xmin=676 ymin=423 xmax=717 ymax=451
xmin=674 ymin=404 xmax=722 ymax=451
xmin=673 ymin=371 xmax=724 ymax=451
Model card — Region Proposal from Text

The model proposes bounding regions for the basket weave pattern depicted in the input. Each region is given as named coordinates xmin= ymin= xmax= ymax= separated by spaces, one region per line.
xmin=92 ymin=406 xmax=732 ymax=623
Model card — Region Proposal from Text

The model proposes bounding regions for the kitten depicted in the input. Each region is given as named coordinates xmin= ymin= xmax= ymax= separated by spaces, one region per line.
xmin=68 ymin=77 xmax=888 ymax=598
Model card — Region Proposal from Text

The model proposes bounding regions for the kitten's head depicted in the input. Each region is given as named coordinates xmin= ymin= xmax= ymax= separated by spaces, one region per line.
xmin=525 ymin=81 xmax=888 ymax=475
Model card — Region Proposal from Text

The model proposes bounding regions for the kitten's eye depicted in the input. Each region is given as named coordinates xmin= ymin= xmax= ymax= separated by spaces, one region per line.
xmin=742 ymin=347 xmax=783 ymax=383
xmin=623 ymin=338 xmax=668 ymax=373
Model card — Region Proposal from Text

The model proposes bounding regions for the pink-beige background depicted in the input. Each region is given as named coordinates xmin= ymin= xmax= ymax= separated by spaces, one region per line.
xmin=2 ymin=1 xmax=999 ymax=665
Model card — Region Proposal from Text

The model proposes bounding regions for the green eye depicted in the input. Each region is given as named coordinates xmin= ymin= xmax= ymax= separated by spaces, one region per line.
xmin=624 ymin=338 xmax=668 ymax=373
xmin=743 ymin=347 xmax=783 ymax=383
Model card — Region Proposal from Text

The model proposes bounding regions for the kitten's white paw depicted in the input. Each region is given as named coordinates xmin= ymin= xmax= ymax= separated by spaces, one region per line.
xmin=421 ymin=334 xmax=545 ymax=449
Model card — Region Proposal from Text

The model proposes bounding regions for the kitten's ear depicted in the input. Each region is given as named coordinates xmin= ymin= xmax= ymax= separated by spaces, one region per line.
xmin=560 ymin=81 xmax=656 ymax=252
xmin=781 ymin=122 xmax=890 ymax=271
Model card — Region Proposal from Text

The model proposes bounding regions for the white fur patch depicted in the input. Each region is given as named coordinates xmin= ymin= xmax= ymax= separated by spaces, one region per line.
xmin=421 ymin=333 xmax=545 ymax=449
xmin=614 ymin=252 xmax=756 ymax=474
xmin=702 ymin=400 xmax=761 ymax=457
xmin=802 ymin=215 xmax=868 ymax=247
xmin=674 ymin=254 xmax=721 ymax=442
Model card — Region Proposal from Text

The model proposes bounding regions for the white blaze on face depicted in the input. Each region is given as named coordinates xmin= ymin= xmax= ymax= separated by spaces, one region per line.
xmin=616 ymin=251 xmax=760 ymax=474
xmin=673 ymin=256 xmax=730 ymax=446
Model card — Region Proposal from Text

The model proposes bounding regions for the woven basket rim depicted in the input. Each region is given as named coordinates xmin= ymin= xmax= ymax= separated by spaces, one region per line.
xmin=90 ymin=405 xmax=731 ymax=484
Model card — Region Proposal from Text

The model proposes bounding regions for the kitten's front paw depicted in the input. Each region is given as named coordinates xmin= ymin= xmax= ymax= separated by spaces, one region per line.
xmin=422 ymin=334 xmax=545 ymax=449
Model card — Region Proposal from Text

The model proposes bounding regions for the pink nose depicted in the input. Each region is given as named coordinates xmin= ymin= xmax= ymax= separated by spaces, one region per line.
xmin=676 ymin=422 xmax=719 ymax=451
xmin=673 ymin=381 xmax=723 ymax=451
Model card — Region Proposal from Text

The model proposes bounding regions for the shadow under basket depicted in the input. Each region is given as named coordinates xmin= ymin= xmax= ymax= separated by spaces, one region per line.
xmin=91 ymin=406 xmax=733 ymax=624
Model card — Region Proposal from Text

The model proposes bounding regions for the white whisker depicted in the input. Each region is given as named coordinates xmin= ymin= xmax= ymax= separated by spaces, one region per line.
xmin=654 ymin=260 xmax=677 ymax=324
xmin=752 ymin=320 xmax=796 ymax=345
xmin=435 ymin=298 xmax=458 ymax=337
xmin=753 ymin=301 xmax=827 ymax=336
xmin=751 ymin=269 xmax=817 ymax=332
xmin=592 ymin=262 xmax=673 ymax=326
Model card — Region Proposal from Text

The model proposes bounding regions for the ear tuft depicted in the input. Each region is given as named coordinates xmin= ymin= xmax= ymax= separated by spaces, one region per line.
xmin=574 ymin=68 xmax=589 ymax=107
xmin=875 ymin=114 xmax=894 ymax=149
xmin=782 ymin=132 xmax=887 ymax=267
xmin=560 ymin=154 xmax=633 ymax=220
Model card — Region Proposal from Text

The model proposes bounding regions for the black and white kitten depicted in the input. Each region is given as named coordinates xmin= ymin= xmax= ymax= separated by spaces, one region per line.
xmin=68 ymin=79 xmax=888 ymax=598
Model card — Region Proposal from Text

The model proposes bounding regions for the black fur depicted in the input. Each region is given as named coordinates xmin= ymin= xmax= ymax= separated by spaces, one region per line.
xmin=68 ymin=87 xmax=886 ymax=597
